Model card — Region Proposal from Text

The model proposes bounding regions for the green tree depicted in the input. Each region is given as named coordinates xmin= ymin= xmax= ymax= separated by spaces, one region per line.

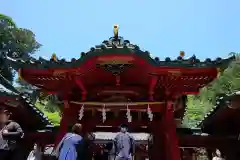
xmin=0 ymin=14 xmax=61 ymax=124
xmin=0 ymin=14 xmax=41 ymax=82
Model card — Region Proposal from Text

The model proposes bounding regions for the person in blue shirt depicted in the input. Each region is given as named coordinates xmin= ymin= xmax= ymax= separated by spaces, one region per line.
xmin=57 ymin=123 xmax=83 ymax=160
xmin=114 ymin=124 xmax=135 ymax=160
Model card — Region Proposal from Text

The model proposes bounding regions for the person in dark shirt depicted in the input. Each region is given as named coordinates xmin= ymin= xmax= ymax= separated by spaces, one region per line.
xmin=103 ymin=142 xmax=113 ymax=159
xmin=0 ymin=109 xmax=24 ymax=160
xmin=94 ymin=142 xmax=113 ymax=160
xmin=77 ymin=132 xmax=95 ymax=160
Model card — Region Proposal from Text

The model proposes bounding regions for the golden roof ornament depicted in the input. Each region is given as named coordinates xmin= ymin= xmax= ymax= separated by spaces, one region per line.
xmin=113 ymin=24 xmax=119 ymax=39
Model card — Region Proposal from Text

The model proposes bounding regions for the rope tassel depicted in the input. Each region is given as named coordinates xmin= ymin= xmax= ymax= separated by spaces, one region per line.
xmin=147 ymin=104 xmax=153 ymax=121
xmin=126 ymin=104 xmax=132 ymax=122
xmin=102 ymin=104 xmax=106 ymax=123
xmin=78 ymin=104 xmax=84 ymax=120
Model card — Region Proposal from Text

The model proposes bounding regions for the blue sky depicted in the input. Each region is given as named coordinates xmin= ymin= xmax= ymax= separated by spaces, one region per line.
xmin=1 ymin=0 xmax=239 ymax=60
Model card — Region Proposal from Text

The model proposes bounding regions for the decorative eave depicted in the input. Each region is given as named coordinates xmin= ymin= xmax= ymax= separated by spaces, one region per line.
xmin=0 ymin=75 xmax=53 ymax=128
xmin=0 ymin=74 xmax=19 ymax=96
xmin=195 ymin=91 xmax=240 ymax=129
xmin=1 ymin=40 xmax=235 ymax=71
xmin=0 ymin=85 xmax=18 ymax=98
xmin=19 ymin=94 xmax=54 ymax=128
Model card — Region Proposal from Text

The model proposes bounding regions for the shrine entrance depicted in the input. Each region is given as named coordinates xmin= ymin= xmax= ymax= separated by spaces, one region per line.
xmin=56 ymin=102 xmax=180 ymax=160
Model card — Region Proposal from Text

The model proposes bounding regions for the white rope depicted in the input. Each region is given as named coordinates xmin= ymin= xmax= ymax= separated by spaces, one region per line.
xmin=126 ymin=104 xmax=132 ymax=122
xmin=78 ymin=104 xmax=84 ymax=120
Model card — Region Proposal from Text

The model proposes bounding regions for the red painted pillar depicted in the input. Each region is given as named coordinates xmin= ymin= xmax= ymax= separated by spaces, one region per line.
xmin=149 ymin=120 xmax=166 ymax=160
xmin=55 ymin=100 xmax=71 ymax=144
xmin=163 ymin=101 xmax=181 ymax=160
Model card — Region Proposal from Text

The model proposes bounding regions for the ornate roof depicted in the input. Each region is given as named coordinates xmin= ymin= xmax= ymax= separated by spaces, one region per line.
xmin=0 ymin=26 xmax=236 ymax=71
xmin=2 ymin=50 xmax=235 ymax=70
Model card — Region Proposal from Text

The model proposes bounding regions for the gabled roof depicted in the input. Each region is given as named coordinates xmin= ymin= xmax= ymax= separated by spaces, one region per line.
xmin=19 ymin=94 xmax=54 ymax=128
xmin=0 ymin=74 xmax=53 ymax=128
xmin=196 ymin=91 xmax=240 ymax=135
xmin=0 ymin=74 xmax=19 ymax=96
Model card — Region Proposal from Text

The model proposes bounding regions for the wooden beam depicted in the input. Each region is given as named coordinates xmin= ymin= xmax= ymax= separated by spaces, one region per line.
xmin=89 ymin=85 xmax=146 ymax=96
xmin=71 ymin=101 xmax=165 ymax=112
xmin=152 ymin=67 xmax=217 ymax=75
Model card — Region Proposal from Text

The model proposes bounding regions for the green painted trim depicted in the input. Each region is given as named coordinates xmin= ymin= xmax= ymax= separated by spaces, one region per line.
xmin=4 ymin=48 xmax=236 ymax=70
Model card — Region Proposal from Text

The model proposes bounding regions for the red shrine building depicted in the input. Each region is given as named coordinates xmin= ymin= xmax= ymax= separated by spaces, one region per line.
xmin=3 ymin=25 xmax=235 ymax=160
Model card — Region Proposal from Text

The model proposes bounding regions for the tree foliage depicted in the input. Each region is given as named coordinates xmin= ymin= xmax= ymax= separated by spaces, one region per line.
xmin=0 ymin=14 xmax=60 ymax=125
xmin=0 ymin=13 xmax=41 ymax=82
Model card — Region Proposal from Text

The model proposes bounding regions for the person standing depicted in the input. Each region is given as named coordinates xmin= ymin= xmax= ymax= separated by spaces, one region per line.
xmin=114 ymin=124 xmax=135 ymax=160
xmin=0 ymin=109 xmax=24 ymax=160
xmin=55 ymin=123 xmax=84 ymax=160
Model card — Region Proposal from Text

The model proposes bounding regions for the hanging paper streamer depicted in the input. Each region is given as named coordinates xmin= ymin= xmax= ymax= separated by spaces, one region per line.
xmin=126 ymin=104 xmax=132 ymax=122
xmin=102 ymin=104 xmax=106 ymax=123
xmin=78 ymin=104 xmax=84 ymax=120
xmin=147 ymin=104 xmax=153 ymax=121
